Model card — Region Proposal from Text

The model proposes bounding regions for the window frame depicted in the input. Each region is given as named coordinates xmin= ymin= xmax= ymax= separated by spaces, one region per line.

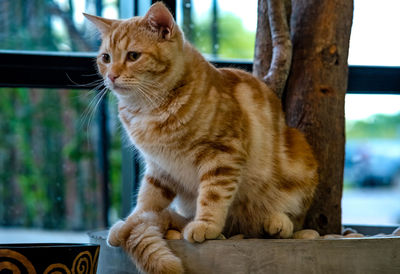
xmin=1 ymin=51 xmax=399 ymax=92
xmin=0 ymin=0 xmax=399 ymax=227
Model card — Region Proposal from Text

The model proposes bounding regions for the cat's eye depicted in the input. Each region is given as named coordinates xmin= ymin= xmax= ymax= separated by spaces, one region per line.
xmin=127 ymin=51 xmax=141 ymax=62
xmin=101 ymin=53 xmax=110 ymax=63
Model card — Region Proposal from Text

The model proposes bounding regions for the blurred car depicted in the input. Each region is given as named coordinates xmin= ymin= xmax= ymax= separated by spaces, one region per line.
xmin=344 ymin=140 xmax=400 ymax=187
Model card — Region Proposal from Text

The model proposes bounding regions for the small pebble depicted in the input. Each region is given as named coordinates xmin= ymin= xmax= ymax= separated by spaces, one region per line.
xmin=165 ymin=229 xmax=182 ymax=240
xmin=371 ymin=233 xmax=393 ymax=238
xmin=216 ymin=234 xmax=226 ymax=240
xmin=293 ymin=229 xmax=320 ymax=239
xmin=342 ymin=227 xmax=357 ymax=236
xmin=229 ymin=234 xmax=244 ymax=240
xmin=393 ymin=227 xmax=400 ymax=236
xmin=322 ymin=234 xmax=343 ymax=239
xmin=372 ymin=233 xmax=386 ymax=238
xmin=343 ymin=233 xmax=364 ymax=238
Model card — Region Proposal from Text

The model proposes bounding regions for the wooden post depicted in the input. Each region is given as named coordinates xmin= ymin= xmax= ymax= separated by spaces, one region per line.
xmin=254 ymin=0 xmax=353 ymax=235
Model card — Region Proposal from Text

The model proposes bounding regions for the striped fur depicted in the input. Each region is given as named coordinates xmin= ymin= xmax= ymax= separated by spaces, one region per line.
xmin=86 ymin=2 xmax=318 ymax=273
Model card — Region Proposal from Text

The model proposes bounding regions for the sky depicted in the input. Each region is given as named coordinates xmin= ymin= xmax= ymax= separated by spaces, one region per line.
xmin=345 ymin=94 xmax=400 ymax=121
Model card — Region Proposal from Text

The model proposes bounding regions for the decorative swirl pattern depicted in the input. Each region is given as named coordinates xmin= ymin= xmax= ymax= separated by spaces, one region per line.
xmin=0 ymin=246 xmax=99 ymax=274
xmin=0 ymin=249 xmax=37 ymax=274
xmin=0 ymin=261 xmax=22 ymax=274
xmin=44 ymin=263 xmax=72 ymax=274
xmin=72 ymin=251 xmax=92 ymax=274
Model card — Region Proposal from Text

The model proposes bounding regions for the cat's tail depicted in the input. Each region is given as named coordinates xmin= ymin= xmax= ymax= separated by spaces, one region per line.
xmin=108 ymin=211 xmax=185 ymax=274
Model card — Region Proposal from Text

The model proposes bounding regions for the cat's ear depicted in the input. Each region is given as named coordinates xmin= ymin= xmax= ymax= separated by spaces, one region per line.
xmin=144 ymin=2 xmax=175 ymax=40
xmin=83 ymin=13 xmax=114 ymax=34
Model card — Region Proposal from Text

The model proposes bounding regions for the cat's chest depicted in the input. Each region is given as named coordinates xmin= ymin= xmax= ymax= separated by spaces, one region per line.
xmin=159 ymin=150 xmax=197 ymax=183
xmin=119 ymin=109 xmax=199 ymax=194
xmin=119 ymin=108 xmax=188 ymax=146
xmin=145 ymin=148 xmax=199 ymax=195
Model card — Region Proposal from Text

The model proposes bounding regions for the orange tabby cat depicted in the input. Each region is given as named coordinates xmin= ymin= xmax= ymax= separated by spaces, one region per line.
xmin=85 ymin=2 xmax=318 ymax=274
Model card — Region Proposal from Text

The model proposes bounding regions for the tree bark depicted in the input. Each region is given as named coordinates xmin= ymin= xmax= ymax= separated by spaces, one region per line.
xmin=254 ymin=0 xmax=353 ymax=235
xmin=254 ymin=0 xmax=292 ymax=99
xmin=284 ymin=0 xmax=353 ymax=235
xmin=253 ymin=0 xmax=272 ymax=80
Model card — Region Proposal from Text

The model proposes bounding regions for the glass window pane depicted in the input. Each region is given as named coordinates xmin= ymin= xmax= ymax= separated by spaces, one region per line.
xmin=177 ymin=0 xmax=257 ymax=60
xmin=348 ymin=0 xmax=400 ymax=66
xmin=344 ymin=94 xmax=400 ymax=225
xmin=0 ymin=0 xmax=119 ymax=52
xmin=178 ymin=0 xmax=400 ymax=66
xmin=0 ymin=88 xmax=122 ymax=242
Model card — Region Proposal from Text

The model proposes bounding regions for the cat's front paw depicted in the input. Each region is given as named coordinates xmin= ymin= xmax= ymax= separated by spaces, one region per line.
xmin=183 ymin=220 xmax=221 ymax=243
xmin=107 ymin=220 xmax=127 ymax=247
xmin=107 ymin=212 xmax=154 ymax=247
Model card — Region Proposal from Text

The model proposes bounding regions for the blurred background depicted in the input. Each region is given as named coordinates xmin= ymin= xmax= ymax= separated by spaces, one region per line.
xmin=0 ymin=0 xmax=399 ymax=242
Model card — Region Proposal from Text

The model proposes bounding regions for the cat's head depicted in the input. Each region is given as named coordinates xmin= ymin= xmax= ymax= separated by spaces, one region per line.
xmin=84 ymin=2 xmax=185 ymax=107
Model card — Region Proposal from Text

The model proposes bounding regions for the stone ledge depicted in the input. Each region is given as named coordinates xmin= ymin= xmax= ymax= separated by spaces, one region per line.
xmin=89 ymin=230 xmax=400 ymax=274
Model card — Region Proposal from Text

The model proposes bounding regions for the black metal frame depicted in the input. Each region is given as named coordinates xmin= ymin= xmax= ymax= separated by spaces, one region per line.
xmin=1 ymin=0 xmax=400 ymax=227
xmin=1 ymin=51 xmax=399 ymax=93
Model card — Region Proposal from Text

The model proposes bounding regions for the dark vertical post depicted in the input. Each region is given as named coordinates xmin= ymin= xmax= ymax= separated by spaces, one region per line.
xmin=182 ymin=0 xmax=192 ymax=42
xmin=98 ymin=95 xmax=110 ymax=228
xmin=134 ymin=0 xmax=139 ymax=16
xmin=211 ymin=0 xmax=219 ymax=57
xmin=96 ymin=0 xmax=110 ymax=228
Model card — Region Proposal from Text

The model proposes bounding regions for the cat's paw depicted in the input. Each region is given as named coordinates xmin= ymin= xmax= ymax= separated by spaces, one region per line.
xmin=264 ymin=213 xmax=294 ymax=239
xmin=107 ymin=220 xmax=127 ymax=247
xmin=183 ymin=221 xmax=221 ymax=243
xmin=165 ymin=229 xmax=182 ymax=240
xmin=107 ymin=212 xmax=156 ymax=247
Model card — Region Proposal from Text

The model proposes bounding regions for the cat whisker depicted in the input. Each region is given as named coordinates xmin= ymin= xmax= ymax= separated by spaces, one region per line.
xmin=136 ymin=84 xmax=166 ymax=107
xmin=75 ymin=82 xmax=106 ymax=100
xmin=80 ymin=90 xmax=102 ymax=128
xmin=66 ymin=73 xmax=105 ymax=88
xmin=79 ymin=88 xmax=109 ymax=138
xmin=120 ymin=79 xmax=163 ymax=107
xmin=135 ymin=86 xmax=159 ymax=108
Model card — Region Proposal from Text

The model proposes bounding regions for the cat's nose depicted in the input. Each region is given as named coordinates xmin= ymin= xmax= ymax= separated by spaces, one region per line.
xmin=108 ymin=74 xmax=120 ymax=83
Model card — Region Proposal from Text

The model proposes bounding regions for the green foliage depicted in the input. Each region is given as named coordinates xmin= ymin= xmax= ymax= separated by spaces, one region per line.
xmin=0 ymin=0 xmax=122 ymax=231
xmin=0 ymin=88 xmax=122 ymax=230
xmin=0 ymin=0 xmax=59 ymax=51
xmin=347 ymin=113 xmax=400 ymax=139
xmin=191 ymin=12 xmax=255 ymax=60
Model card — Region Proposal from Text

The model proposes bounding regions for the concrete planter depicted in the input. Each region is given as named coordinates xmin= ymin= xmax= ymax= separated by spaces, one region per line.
xmin=89 ymin=226 xmax=400 ymax=274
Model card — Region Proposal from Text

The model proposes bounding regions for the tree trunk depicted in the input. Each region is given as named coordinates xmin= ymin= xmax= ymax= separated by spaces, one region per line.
xmin=254 ymin=0 xmax=353 ymax=235
xmin=286 ymin=0 xmax=353 ymax=235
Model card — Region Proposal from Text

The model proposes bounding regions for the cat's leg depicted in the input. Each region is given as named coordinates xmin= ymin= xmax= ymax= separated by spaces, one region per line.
xmin=107 ymin=171 xmax=177 ymax=247
xmin=263 ymin=212 xmax=294 ymax=238
xmin=183 ymin=153 xmax=243 ymax=243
